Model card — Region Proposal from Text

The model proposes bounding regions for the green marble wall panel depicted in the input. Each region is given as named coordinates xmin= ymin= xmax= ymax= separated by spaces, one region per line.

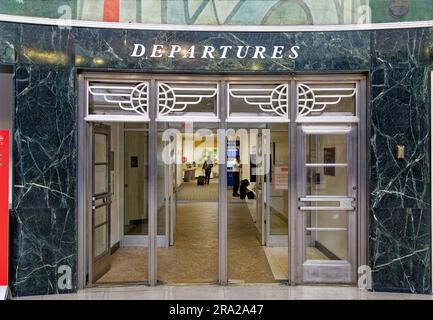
xmin=2 ymin=1 xmax=433 ymax=25
xmin=10 ymin=62 xmax=77 ymax=296
xmin=369 ymin=28 xmax=432 ymax=293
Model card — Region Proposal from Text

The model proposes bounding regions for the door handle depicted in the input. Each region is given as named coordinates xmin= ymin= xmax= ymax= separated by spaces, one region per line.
xmin=298 ymin=196 xmax=356 ymax=211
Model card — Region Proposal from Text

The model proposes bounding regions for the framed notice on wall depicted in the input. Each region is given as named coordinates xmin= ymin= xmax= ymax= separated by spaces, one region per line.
xmin=273 ymin=165 xmax=288 ymax=190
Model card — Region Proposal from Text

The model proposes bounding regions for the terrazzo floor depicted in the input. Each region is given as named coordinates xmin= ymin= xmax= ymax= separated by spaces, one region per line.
xmin=18 ymin=284 xmax=433 ymax=300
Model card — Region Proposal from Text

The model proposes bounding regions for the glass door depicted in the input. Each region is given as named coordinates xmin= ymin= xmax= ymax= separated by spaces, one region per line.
xmin=81 ymin=73 xmax=365 ymax=287
xmin=253 ymin=130 xmax=266 ymax=246
xmin=297 ymin=125 xmax=357 ymax=283
xmin=92 ymin=124 xmax=112 ymax=282
xmin=166 ymin=135 xmax=178 ymax=246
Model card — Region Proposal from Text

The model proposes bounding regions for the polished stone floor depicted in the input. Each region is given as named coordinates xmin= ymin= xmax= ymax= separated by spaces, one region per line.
xmin=177 ymin=180 xmax=219 ymax=202
xmin=98 ymin=201 xmax=277 ymax=283
xmin=16 ymin=284 xmax=433 ymax=300
xmin=98 ymin=200 xmax=329 ymax=284
xmin=228 ymin=203 xmax=275 ymax=283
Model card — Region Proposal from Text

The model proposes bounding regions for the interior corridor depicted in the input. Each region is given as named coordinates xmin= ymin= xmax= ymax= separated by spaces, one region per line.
xmin=228 ymin=203 xmax=275 ymax=283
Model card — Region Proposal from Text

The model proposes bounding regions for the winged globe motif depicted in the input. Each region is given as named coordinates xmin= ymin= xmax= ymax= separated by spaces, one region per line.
xmin=88 ymin=82 xmax=149 ymax=116
xmin=228 ymin=83 xmax=289 ymax=117
xmin=298 ymin=83 xmax=356 ymax=116
xmin=158 ymin=82 xmax=218 ymax=117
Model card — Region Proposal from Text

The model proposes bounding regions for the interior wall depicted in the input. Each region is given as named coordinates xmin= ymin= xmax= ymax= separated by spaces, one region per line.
xmin=270 ymin=131 xmax=289 ymax=220
xmin=124 ymin=130 xmax=148 ymax=225
xmin=240 ymin=134 xmax=250 ymax=182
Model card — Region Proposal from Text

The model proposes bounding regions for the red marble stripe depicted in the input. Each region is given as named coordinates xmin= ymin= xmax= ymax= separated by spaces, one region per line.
xmin=103 ymin=0 xmax=120 ymax=22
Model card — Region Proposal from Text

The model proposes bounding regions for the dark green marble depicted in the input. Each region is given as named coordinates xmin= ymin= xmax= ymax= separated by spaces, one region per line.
xmin=294 ymin=31 xmax=370 ymax=70
xmin=16 ymin=24 xmax=75 ymax=66
xmin=9 ymin=208 xmax=76 ymax=296
xmin=370 ymin=208 xmax=431 ymax=294
xmin=368 ymin=28 xmax=432 ymax=294
xmin=13 ymin=65 xmax=76 ymax=209
xmin=10 ymin=64 xmax=77 ymax=296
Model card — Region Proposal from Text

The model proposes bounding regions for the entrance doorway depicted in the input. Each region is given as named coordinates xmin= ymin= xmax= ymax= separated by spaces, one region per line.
xmin=91 ymin=124 xmax=112 ymax=282
xmin=88 ymin=122 xmax=149 ymax=283
xmin=297 ymin=125 xmax=358 ymax=283
xmin=79 ymin=73 xmax=367 ymax=287
xmin=156 ymin=122 xmax=219 ymax=283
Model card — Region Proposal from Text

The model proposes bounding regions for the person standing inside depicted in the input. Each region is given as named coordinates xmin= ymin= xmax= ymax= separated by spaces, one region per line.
xmin=202 ymin=155 xmax=214 ymax=184
xmin=232 ymin=155 xmax=242 ymax=197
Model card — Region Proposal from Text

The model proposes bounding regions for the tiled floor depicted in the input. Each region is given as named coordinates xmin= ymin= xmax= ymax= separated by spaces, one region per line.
xmin=16 ymin=284 xmax=433 ymax=300
xmin=98 ymin=201 xmax=277 ymax=284
xmin=177 ymin=180 xmax=219 ymax=202
xmin=227 ymin=203 xmax=275 ymax=283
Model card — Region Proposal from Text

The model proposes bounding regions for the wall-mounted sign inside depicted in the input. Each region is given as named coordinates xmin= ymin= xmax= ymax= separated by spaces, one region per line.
xmin=131 ymin=44 xmax=300 ymax=60
xmin=274 ymin=165 xmax=289 ymax=190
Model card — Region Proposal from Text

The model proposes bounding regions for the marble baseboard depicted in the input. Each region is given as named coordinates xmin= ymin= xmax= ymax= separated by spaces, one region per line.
xmin=8 ymin=208 xmax=77 ymax=297
xmin=370 ymin=208 xmax=431 ymax=294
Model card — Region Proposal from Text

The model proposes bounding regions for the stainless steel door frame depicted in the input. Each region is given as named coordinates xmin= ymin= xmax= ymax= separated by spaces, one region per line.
xmin=148 ymin=79 xmax=158 ymax=286
xmin=288 ymin=79 xmax=297 ymax=285
xmin=169 ymin=137 xmax=178 ymax=246
xmin=77 ymin=73 xmax=367 ymax=288
xmin=218 ymin=80 xmax=228 ymax=285
xmin=262 ymin=129 xmax=271 ymax=246
xmin=296 ymin=125 xmax=358 ymax=284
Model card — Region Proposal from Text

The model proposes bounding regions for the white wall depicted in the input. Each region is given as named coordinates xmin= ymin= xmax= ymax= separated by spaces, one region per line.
xmin=124 ymin=130 xmax=148 ymax=223
xmin=270 ymin=131 xmax=289 ymax=221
